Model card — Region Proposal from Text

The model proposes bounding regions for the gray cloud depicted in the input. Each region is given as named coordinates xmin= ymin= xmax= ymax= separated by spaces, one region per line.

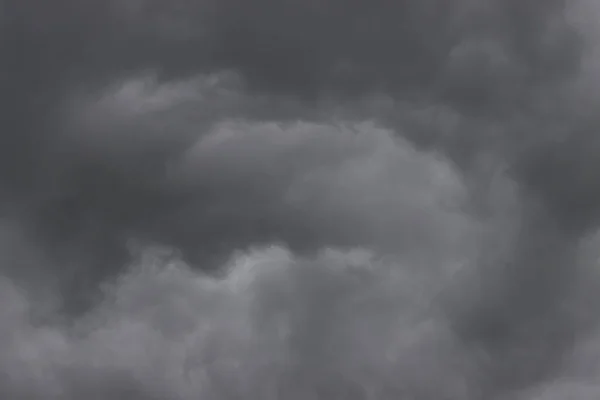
xmin=3 ymin=0 xmax=600 ymax=399
xmin=0 ymin=246 xmax=483 ymax=399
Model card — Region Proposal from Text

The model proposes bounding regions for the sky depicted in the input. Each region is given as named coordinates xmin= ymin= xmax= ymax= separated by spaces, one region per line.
xmin=3 ymin=0 xmax=600 ymax=398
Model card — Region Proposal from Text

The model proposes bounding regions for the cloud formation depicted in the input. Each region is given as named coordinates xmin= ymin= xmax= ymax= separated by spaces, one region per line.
xmin=3 ymin=0 xmax=600 ymax=399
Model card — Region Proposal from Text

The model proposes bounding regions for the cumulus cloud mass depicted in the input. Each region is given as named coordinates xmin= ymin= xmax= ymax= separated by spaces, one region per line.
xmin=4 ymin=0 xmax=600 ymax=398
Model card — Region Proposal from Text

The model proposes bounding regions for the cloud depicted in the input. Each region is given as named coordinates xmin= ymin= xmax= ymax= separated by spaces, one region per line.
xmin=0 ymin=222 xmax=598 ymax=399
xmin=4 ymin=0 xmax=600 ymax=399
xmin=0 ymin=245 xmax=490 ymax=399
xmin=33 ymin=76 xmax=478 ymax=307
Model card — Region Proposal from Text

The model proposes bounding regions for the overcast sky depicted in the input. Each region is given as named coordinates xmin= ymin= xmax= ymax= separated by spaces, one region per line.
xmin=3 ymin=0 xmax=600 ymax=399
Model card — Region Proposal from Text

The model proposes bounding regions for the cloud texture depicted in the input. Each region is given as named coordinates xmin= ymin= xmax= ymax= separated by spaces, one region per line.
xmin=3 ymin=0 xmax=600 ymax=398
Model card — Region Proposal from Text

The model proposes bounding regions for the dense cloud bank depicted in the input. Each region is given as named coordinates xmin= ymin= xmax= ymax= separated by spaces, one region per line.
xmin=3 ymin=0 xmax=600 ymax=398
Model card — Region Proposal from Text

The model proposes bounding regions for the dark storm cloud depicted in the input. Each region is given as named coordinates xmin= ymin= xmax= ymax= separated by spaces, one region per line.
xmin=3 ymin=0 xmax=596 ymax=240
xmin=3 ymin=0 xmax=600 ymax=399
xmin=45 ymin=77 xmax=473 ymax=296
xmin=3 ymin=0 xmax=579 ymax=96
xmin=1 ymin=0 xmax=593 ymax=227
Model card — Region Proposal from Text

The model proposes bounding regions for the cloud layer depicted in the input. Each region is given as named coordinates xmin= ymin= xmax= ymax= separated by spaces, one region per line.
xmin=4 ymin=0 xmax=600 ymax=399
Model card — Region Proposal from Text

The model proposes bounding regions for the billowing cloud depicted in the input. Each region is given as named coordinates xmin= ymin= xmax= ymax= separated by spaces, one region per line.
xmin=4 ymin=0 xmax=600 ymax=399
xmin=0 ymin=246 xmax=483 ymax=399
